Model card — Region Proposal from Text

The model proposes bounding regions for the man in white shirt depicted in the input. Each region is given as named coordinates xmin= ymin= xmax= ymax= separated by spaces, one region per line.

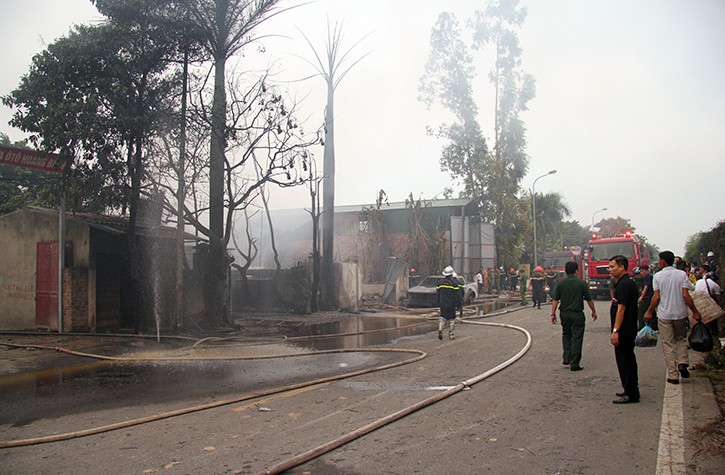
xmin=695 ymin=264 xmax=722 ymax=343
xmin=475 ymin=269 xmax=484 ymax=294
xmin=695 ymin=265 xmax=722 ymax=301
xmin=645 ymin=251 xmax=701 ymax=384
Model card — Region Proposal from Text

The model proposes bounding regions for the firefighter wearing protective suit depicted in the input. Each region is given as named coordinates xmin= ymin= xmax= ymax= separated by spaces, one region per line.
xmin=545 ymin=266 xmax=558 ymax=302
xmin=436 ymin=266 xmax=463 ymax=340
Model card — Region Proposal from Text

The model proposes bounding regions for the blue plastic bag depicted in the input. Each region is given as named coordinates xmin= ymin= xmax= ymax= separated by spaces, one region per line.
xmin=635 ymin=324 xmax=658 ymax=347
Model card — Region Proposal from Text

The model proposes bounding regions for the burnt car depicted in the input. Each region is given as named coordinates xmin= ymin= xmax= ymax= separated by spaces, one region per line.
xmin=407 ymin=275 xmax=477 ymax=308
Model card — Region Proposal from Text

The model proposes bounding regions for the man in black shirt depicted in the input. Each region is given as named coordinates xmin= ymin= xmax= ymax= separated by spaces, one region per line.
xmin=609 ymin=255 xmax=640 ymax=404
xmin=638 ymin=265 xmax=657 ymax=331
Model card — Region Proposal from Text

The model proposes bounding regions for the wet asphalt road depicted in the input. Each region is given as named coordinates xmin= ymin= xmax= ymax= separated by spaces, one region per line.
xmin=0 ymin=302 xmax=722 ymax=475
xmin=0 ymin=315 xmax=436 ymax=428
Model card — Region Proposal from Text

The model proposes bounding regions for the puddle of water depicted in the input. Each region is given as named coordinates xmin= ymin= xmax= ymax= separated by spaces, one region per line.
xmin=474 ymin=301 xmax=510 ymax=316
xmin=1 ymin=311 xmax=523 ymax=425
xmin=0 ymin=316 xmax=438 ymax=425
xmin=282 ymin=316 xmax=437 ymax=351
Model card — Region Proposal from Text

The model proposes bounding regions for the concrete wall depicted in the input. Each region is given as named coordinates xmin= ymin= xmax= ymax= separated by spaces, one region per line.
xmin=232 ymin=265 xmax=312 ymax=314
xmin=63 ymin=267 xmax=90 ymax=332
xmin=230 ymin=262 xmax=362 ymax=313
xmin=0 ymin=208 xmax=91 ymax=330
xmin=337 ymin=262 xmax=361 ymax=310
xmin=361 ymin=271 xmax=408 ymax=305
xmin=0 ymin=207 xmax=199 ymax=332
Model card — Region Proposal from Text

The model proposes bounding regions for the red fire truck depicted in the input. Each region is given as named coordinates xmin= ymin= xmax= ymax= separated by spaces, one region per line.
xmin=542 ymin=247 xmax=584 ymax=278
xmin=585 ymin=230 xmax=649 ymax=298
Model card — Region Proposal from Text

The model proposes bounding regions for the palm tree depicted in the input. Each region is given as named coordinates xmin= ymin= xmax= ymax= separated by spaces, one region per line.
xmin=533 ymin=191 xmax=571 ymax=252
xmin=298 ymin=22 xmax=370 ymax=310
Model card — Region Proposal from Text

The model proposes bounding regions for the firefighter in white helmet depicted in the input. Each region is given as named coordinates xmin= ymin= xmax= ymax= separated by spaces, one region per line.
xmin=436 ymin=266 xmax=463 ymax=340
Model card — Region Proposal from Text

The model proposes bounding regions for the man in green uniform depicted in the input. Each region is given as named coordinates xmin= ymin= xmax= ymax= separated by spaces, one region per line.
xmin=551 ymin=261 xmax=598 ymax=371
xmin=519 ymin=266 xmax=529 ymax=306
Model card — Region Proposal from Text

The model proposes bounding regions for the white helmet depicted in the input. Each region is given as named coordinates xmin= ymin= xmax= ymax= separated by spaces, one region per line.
xmin=443 ymin=265 xmax=455 ymax=276
xmin=707 ymin=251 xmax=715 ymax=257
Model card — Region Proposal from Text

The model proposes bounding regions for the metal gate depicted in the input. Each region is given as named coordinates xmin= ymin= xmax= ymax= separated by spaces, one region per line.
xmin=36 ymin=241 xmax=59 ymax=330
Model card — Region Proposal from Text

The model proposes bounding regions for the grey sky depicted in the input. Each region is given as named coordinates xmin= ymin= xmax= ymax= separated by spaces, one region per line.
xmin=2 ymin=0 xmax=724 ymax=256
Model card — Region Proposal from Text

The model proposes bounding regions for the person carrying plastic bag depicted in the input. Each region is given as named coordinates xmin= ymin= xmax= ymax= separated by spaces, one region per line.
xmin=635 ymin=323 xmax=657 ymax=347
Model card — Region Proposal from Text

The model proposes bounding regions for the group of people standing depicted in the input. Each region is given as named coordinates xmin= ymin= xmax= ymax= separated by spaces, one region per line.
xmin=549 ymin=250 xmax=721 ymax=404
xmin=474 ymin=266 xmax=563 ymax=305
xmin=475 ymin=267 xmax=526 ymax=294
xmin=436 ymin=250 xmax=721 ymax=405
xmin=527 ymin=266 xmax=561 ymax=309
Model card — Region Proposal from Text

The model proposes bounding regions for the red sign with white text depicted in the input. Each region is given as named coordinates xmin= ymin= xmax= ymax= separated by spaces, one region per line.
xmin=0 ymin=145 xmax=70 ymax=174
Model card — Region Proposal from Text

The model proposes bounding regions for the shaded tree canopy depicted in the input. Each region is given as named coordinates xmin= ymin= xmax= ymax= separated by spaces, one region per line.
xmin=595 ymin=216 xmax=634 ymax=238
xmin=2 ymin=1 xmax=188 ymax=213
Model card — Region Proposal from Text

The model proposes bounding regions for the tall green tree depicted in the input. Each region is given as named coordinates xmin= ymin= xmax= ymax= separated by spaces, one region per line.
xmin=560 ymin=220 xmax=593 ymax=249
xmin=684 ymin=233 xmax=702 ymax=264
xmin=516 ymin=191 xmax=571 ymax=264
xmin=471 ymin=0 xmax=535 ymax=262
xmin=685 ymin=222 xmax=724 ymax=269
xmin=420 ymin=2 xmax=535 ymax=267
xmin=495 ymin=193 xmax=529 ymax=269
xmin=3 ymin=25 xmax=130 ymax=213
xmin=419 ymin=13 xmax=490 ymax=214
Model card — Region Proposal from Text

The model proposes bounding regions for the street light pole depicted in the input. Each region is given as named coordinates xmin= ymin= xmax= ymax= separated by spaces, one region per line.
xmin=532 ymin=169 xmax=557 ymax=268
xmin=591 ymin=207 xmax=608 ymax=232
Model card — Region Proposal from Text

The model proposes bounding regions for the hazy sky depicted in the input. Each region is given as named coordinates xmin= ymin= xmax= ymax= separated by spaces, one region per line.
xmin=2 ymin=0 xmax=724 ymax=256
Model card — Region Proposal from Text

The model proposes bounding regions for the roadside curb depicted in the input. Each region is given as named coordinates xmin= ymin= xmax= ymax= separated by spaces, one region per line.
xmin=683 ymin=375 xmax=724 ymax=474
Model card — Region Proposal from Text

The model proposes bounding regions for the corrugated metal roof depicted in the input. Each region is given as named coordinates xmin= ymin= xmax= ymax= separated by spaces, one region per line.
xmin=331 ymin=198 xmax=474 ymax=214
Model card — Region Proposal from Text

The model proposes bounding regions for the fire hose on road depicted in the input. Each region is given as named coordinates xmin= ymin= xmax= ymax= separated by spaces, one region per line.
xmin=0 ymin=307 xmax=531 ymax=475
xmin=257 ymin=318 xmax=532 ymax=475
